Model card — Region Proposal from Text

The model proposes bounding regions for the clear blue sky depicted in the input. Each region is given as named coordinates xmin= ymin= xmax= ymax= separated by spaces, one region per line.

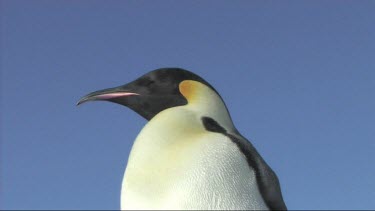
xmin=1 ymin=0 xmax=374 ymax=210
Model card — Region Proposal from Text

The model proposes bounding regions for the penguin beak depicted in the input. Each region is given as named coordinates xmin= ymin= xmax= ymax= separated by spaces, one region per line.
xmin=77 ymin=86 xmax=139 ymax=106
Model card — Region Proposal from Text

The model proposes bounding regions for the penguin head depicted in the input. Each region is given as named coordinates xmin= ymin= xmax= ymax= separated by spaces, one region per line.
xmin=77 ymin=68 xmax=220 ymax=120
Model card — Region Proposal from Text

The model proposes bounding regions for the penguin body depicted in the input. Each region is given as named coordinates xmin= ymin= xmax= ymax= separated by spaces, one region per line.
xmin=121 ymin=81 xmax=267 ymax=209
xmin=78 ymin=68 xmax=287 ymax=210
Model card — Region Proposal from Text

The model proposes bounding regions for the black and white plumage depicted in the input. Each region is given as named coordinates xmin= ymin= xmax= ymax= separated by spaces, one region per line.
xmin=78 ymin=68 xmax=287 ymax=210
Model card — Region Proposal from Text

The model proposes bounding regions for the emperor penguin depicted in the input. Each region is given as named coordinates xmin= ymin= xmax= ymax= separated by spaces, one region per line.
xmin=77 ymin=68 xmax=287 ymax=210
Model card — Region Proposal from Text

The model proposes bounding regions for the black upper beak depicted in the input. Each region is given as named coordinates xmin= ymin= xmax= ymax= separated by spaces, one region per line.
xmin=77 ymin=86 xmax=139 ymax=106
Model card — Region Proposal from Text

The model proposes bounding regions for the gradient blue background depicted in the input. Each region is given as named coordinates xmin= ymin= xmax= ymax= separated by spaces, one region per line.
xmin=2 ymin=1 xmax=374 ymax=210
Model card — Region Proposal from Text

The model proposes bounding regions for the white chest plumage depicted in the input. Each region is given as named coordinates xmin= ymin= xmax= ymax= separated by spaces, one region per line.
xmin=120 ymin=106 xmax=268 ymax=210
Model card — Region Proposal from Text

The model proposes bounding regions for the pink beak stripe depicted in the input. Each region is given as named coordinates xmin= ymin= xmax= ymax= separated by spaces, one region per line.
xmin=95 ymin=92 xmax=139 ymax=100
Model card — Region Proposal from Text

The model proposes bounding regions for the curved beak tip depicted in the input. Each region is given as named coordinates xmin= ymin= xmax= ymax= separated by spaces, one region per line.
xmin=76 ymin=94 xmax=97 ymax=106
xmin=76 ymin=100 xmax=83 ymax=106
xmin=76 ymin=97 xmax=88 ymax=106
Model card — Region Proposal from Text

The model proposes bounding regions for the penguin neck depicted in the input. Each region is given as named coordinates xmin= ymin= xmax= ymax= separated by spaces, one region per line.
xmin=178 ymin=80 xmax=236 ymax=133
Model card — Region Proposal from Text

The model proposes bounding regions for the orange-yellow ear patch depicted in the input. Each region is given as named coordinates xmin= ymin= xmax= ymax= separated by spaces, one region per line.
xmin=179 ymin=80 xmax=200 ymax=102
